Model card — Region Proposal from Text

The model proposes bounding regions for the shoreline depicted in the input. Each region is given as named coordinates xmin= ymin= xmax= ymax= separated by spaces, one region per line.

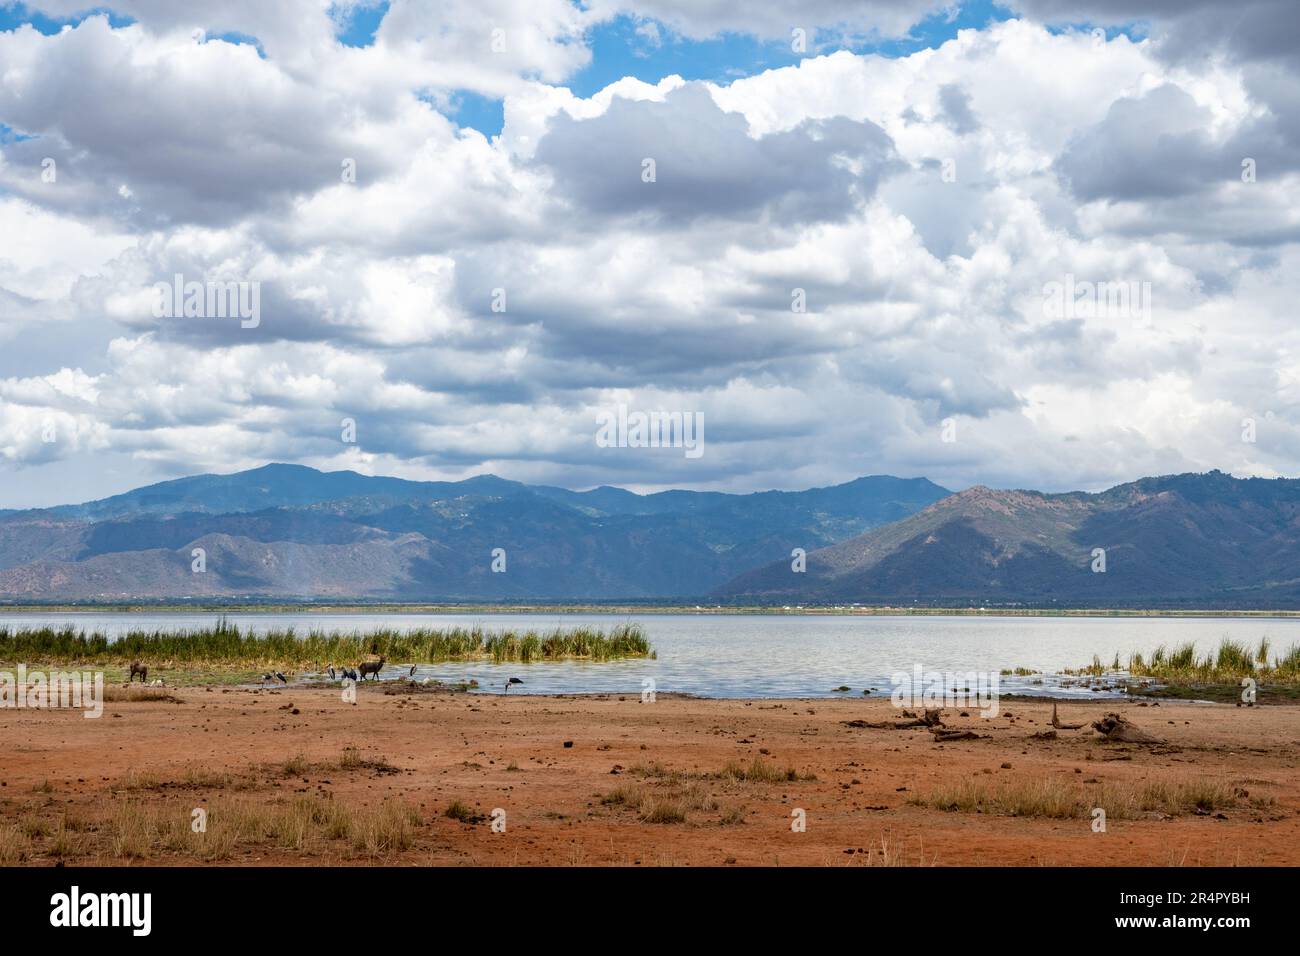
xmin=7 ymin=672 xmax=1292 ymax=705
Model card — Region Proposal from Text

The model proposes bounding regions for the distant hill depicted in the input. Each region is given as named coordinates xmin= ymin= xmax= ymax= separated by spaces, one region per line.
xmin=713 ymin=471 xmax=1300 ymax=609
xmin=0 ymin=466 xmax=949 ymax=601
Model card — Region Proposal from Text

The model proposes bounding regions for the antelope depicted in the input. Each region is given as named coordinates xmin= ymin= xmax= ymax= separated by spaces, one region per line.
xmin=357 ymin=657 xmax=385 ymax=681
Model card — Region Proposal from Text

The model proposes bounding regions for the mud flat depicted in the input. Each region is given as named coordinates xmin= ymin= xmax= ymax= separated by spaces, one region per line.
xmin=2 ymin=688 xmax=1297 ymax=866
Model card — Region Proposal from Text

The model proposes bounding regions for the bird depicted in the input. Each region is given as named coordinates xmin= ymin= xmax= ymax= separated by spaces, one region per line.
xmin=409 ymin=664 xmax=417 ymax=677
xmin=260 ymin=672 xmax=275 ymax=685
xmin=275 ymin=671 xmax=287 ymax=684
xmin=327 ymin=665 xmax=336 ymax=681
xmin=504 ymin=677 xmax=523 ymax=694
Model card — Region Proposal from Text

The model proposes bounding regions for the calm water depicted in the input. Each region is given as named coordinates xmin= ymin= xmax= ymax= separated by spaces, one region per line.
xmin=4 ymin=611 xmax=1297 ymax=699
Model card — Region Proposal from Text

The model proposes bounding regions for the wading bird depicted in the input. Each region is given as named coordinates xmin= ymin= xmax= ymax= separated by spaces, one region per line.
xmin=504 ymin=677 xmax=523 ymax=694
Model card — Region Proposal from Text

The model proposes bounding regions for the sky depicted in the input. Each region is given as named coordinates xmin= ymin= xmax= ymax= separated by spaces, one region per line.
xmin=0 ymin=0 xmax=1298 ymax=508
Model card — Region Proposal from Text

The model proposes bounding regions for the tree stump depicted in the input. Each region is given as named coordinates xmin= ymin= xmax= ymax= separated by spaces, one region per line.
xmin=1090 ymin=712 xmax=1163 ymax=744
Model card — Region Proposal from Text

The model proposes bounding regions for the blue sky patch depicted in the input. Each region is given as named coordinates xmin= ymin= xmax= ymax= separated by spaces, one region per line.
xmin=427 ymin=90 xmax=506 ymax=139
xmin=0 ymin=121 xmax=36 ymax=142
xmin=567 ymin=2 xmax=1022 ymax=98
xmin=334 ymin=0 xmax=389 ymax=49
xmin=0 ymin=2 xmax=133 ymax=34
xmin=204 ymin=30 xmax=266 ymax=58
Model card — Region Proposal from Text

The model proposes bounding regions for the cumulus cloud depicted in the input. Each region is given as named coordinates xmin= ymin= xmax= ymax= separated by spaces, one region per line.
xmin=532 ymin=83 xmax=901 ymax=225
xmin=586 ymin=0 xmax=948 ymax=41
xmin=1 ymin=4 xmax=1299 ymax=507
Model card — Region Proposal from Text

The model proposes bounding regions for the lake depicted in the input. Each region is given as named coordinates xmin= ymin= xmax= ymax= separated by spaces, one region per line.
xmin=3 ymin=611 xmax=1296 ymax=699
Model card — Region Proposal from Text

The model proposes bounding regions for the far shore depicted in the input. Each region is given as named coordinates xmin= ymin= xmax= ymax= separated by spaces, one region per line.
xmin=3 ymin=603 xmax=1300 ymax=618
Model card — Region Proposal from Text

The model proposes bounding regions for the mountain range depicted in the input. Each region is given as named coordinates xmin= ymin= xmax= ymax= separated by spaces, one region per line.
xmin=0 ymin=464 xmax=947 ymax=602
xmin=0 ymin=465 xmax=1296 ymax=608
xmin=716 ymin=471 xmax=1300 ymax=609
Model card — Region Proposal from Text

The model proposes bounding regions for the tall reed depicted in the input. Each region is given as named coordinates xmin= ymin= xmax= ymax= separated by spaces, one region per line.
xmin=1116 ymin=637 xmax=1300 ymax=684
xmin=0 ymin=618 xmax=653 ymax=667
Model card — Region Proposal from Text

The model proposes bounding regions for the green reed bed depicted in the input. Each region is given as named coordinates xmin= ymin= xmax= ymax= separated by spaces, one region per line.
xmin=0 ymin=618 xmax=654 ymax=668
xmin=1067 ymin=637 xmax=1300 ymax=684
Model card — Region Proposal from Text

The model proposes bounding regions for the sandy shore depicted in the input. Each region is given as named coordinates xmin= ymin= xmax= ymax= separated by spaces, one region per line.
xmin=3 ymin=685 xmax=1298 ymax=866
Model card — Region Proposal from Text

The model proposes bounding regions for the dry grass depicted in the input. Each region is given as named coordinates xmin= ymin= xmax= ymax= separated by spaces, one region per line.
xmin=602 ymin=780 xmax=727 ymax=825
xmin=276 ymin=749 xmax=394 ymax=778
xmin=0 ymin=825 xmax=33 ymax=864
xmin=628 ymin=757 xmax=816 ymax=786
xmin=444 ymin=799 xmax=480 ymax=823
xmin=115 ymin=767 xmax=160 ymax=791
xmin=114 ymin=764 xmax=250 ymax=792
xmin=839 ymin=830 xmax=937 ymax=867
xmin=717 ymin=756 xmax=815 ymax=784
xmin=98 ymin=794 xmax=422 ymax=861
xmin=351 ymin=799 xmax=421 ymax=856
xmin=914 ymin=774 xmax=1263 ymax=820
xmin=608 ymin=757 xmax=806 ymax=825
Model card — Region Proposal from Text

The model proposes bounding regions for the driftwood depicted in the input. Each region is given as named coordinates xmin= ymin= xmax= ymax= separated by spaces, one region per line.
xmin=931 ymin=728 xmax=984 ymax=742
xmin=1091 ymin=712 xmax=1164 ymax=744
xmin=1051 ymin=704 xmax=1085 ymax=730
xmin=844 ymin=708 xmax=946 ymax=731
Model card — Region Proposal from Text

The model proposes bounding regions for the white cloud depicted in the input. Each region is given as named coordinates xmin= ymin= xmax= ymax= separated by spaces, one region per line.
xmin=2 ymin=8 xmax=1299 ymax=504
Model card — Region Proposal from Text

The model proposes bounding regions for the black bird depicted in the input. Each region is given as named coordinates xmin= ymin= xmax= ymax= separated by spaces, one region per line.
xmin=275 ymin=671 xmax=287 ymax=684
xmin=260 ymin=672 xmax=275 ymax=685
xmin=409 ymin=664 xmax=417 ymax=677
xmin=328 ymin=665 xmax=336 ymax=681
xmin=504 ymin=677 xmax=523 ymax=694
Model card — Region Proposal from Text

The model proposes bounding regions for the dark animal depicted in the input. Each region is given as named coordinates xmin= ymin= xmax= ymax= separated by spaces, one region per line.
xmin=275 ymin=671 xmax=287 ymax=684
xmin=409 ymin=664 xmax=417 ymax=677
xmin=358 ymin=657 xmax=385 ymax=681
xmin=328 ymin=665 xmax=336 ymax=681
xmin=341 ymin=667 xmax=358 ymax=682
xmin=504 ymin=677 xmax=523 ymax=694
xmin=128 ymin=661 xmax=148 ymax=683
